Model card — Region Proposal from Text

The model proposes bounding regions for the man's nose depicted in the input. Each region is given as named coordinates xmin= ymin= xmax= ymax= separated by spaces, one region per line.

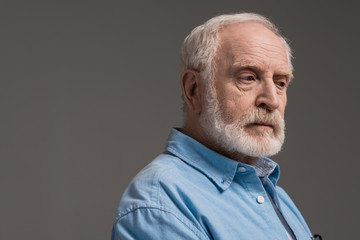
xmin=255 ymin=80 xmax=280 ymax=111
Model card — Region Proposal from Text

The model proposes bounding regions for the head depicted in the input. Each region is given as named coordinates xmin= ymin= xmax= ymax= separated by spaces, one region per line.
xmin=180 ymin=13 xmax=293 ymax=87
xmin=180 ymin=13 xmax=293 ymax=160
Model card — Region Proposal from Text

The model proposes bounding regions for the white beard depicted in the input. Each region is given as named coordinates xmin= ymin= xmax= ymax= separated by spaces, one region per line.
xmin=200 ymin=84 xmax=285 ymax=158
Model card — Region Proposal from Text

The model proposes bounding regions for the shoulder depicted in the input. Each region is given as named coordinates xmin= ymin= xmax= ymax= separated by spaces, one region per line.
xmin=276 ymin=185 xmax=299 ymax=212
xmin=276 ymin=185 xmax=312 ymax=235
xmin=115 ymin=152 xmax=206 ymax=217
xmin=276 ymin=185 xmax=290 ymax=199
xmin=116 ymin=153 xmax=181 ymax=207
xmin=112 ymin=153 xmax=210 ymax=239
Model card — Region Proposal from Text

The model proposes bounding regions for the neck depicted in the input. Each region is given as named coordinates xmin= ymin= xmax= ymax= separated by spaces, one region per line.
xmin=224 ymin=151 xmax=260 ymax=165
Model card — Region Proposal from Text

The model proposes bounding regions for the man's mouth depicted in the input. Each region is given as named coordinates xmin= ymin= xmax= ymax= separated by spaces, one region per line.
xmin=248 ymin=122 xmax=274 ymax=129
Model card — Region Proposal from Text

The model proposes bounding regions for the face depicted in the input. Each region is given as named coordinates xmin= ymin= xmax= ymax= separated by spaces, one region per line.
xmin=200 ymin=22 xmax=292 ymax=157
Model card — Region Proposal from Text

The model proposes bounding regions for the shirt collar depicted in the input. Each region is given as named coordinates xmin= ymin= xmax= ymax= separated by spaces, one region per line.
xmin=254 ymin=157 xmax=280 ymax=186
xmin=253 ymin=157 xmax=277 ymax=178
xmin=165 ymin=128 xmax=280 ymax=190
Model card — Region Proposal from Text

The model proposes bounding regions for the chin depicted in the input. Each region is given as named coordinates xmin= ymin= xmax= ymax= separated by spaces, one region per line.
xmin=218 ymin=126 xmax=285 ymax=158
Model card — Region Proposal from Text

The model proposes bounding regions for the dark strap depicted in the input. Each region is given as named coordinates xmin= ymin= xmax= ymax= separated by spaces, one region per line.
xmin=313 ymin=234 xmax=323 ymax=240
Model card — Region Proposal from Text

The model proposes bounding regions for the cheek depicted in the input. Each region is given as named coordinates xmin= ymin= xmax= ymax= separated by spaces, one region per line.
xmin=214 ymin=82 xmax=256 ymax=121
xmin=275 ymin=102 xmax=287 ymax=120
xmin=219 ymin=96 xmax=252 ymax=123
xmin=280 ymin=96 xmax=287 ymax=114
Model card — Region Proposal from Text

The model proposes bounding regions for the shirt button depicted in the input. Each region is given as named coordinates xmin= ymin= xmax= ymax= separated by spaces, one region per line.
xmin=256 ymin=196 xmax=265 ymax=204
xmin=238 ymin=167 xmax=246 ymax=172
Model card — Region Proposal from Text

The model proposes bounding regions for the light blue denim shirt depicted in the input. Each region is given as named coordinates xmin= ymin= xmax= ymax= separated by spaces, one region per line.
xmin=111 ymin=129 xmax=312 ymax=240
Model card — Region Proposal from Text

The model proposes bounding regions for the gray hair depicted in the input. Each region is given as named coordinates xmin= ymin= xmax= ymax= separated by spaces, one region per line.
xmin=180 ymin=13 xmax=293 ymax=83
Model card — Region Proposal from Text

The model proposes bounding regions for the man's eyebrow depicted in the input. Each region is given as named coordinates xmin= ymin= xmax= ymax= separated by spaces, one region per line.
xmin=231 ymin=60 xmax=264 ymax=71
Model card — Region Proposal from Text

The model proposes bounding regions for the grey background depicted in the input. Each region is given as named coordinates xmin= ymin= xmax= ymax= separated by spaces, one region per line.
xmin=1 ymin=0 xmax=359 ymax=239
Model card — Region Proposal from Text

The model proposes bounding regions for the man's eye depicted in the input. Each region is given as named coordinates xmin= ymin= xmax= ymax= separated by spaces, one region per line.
xmin=240 ymin=75 xmax=256 ymax=81
xmin=275 ymin=81 xmax=287 ymax=88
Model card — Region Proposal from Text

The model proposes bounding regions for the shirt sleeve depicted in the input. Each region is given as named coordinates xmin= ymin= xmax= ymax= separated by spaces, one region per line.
xmin=111 ymin=206 xmax=209 ymax=240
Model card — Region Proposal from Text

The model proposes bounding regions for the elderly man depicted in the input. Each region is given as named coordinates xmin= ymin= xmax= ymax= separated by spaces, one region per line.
xmin=111 ymin=13 xmax=313 ymax=240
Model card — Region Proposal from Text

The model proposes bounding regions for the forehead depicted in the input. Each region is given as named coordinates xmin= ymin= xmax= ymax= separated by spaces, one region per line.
xmin=216 ymin=22 xmax=290 ymax=71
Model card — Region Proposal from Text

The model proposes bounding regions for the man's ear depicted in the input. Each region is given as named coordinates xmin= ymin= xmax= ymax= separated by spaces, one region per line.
xmin=180 ymin=69 xmax=203 ymax=114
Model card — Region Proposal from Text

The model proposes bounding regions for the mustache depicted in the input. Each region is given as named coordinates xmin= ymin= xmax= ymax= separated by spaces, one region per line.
xmin=239 ymin=108 xmax=285 ymax=132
